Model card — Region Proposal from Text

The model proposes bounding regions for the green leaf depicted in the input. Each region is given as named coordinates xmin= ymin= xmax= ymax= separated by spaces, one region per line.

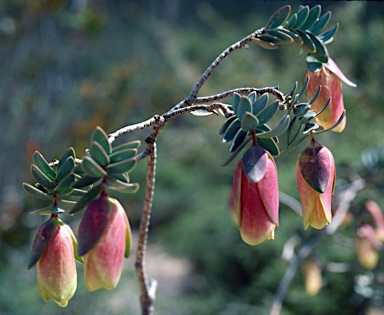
xmin=297 ymin=29 xmax=316 ymax=54
xmin=91 ymin=127 xmax=111 ymax=155
xmin=31 ymin=165 xmax=56 ymax=190
xmin=112 ymin=140 xmax=141 ymax=153
xmin=306 ymin=59 xmax=323 ymax=72
xmin=82 ymin=156 xmax=107 ymax=178
xmin=291 ymin=5 xmax=309 ymax=29
xmin=56 ymin=200 xmax=77 ymax=212
xmin=72 ymin=175 xmax=101 ymax=189
xmin=106 ymin=158 xmax=137 ymax=174
xmin=258 ymin=137 xmax=280 ymax=156
xmin=252 ymin=38 xmax=278 ymax=50
xmin=303 ymin=123 xmax=319 ymax=134
xmin=90 ymin=141 xmax=110 ymax=167
xmin=107 ymin=172 xmax=130 ymax=183
xmin=106 ymin=181 xmax=140 ymax=194
xmin=252 ymin=93 xmax=269 ymax=116
xmin=222 ymin=139 xmax=251 ymax=166
xmin=55 ymin=156 xmax=75 ymax=183
xmin=248 ymin=92 xmax=257 ymax=104
xmin=294 ymin=75 xmax=310 ymax=103
xmin=33 ymin=151 xmax=56 ymax=181
xmin=58 ymin=148 xmax=76 ymax=172
xmin=308 ymin=11 xmax=331 ymax=34
xmin=55 ymin=173 xmax=75 ymax=195
xmin=109 ymin=148 xmax=138 ymax=164
xmin=299 ymin=110 xmax=317 ymax=124
xmin=267 ymin=5 xmax=291 ymax=29
xmin=70 ymin=185 xmax=102 ymax=214
xmin=257 ymin=113 xmax=290 ymax=138
xmin=229 ymin=129 xmax=248 ymax=153
xmin=22 ymin=182 xmax=53 ymax=200
xmin=256 ymin=100 xmax=279 ymax=124
xmin=294 ymin=103 xmax=311 ymax=117
xmin=222 ymin=118 xmax=241 ymax=143
xmin=288 ymin=81 xmax=298 ymax=98
xmin=264 ymin=29 xmax=294 ymax=43
xmin=241 ymin=112 xmax=259 ymax=132
xmin=219 ymin=116 xmax=237 ymax=136
xmin=300 ymin=5 xmax=321 ymax=30
xmin=307 ymin=32 xmax=328 ymax=63
xmin=308 ymin=86 xmax=322 ymax=105
xmin=285 ymin=13 xmax=297 ymax=29
xmin=318 ymin=23 xmax=338 ymax=44
xmin=234 ymin=95 xmax=252 ymax=120
xmin=232 ymin=93 xmax=241 ymax=115
xmin=276 ymin=28 xmax=302 ymax=44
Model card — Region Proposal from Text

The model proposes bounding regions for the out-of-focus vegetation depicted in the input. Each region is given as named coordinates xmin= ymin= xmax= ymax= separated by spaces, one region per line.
xmin=1 ymin=1 xmax=384 ymax=314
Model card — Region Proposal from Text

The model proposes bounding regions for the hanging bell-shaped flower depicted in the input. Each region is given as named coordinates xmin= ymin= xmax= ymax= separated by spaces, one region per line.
xmin=296 ymin=138 xmax=336 ymax=229
xmin=77 ymin=193 xmax=131 ymax=291
xmin=231 ymin=143 xmax=279 ymax=245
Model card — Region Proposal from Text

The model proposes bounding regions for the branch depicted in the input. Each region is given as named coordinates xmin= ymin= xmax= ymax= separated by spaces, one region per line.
xmin=135 ymin=140 xmax=158 ymax=315
xmin=188 ymin=28 xmax=266 ymax=101
xmin=270 ymin=178 xmax=366 ymax=315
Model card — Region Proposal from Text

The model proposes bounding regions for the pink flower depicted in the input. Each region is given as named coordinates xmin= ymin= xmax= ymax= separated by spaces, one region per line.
xmin=231 ymin=144 xmax=279 ymax=245
xmin=356 ymin=224 xmax=382 ymax=269
xmin=296 ymin=138 xmax=336 ymax=229
xmin=78 ymin=194 xmax=131 ymax=291
xmin=306 ymin=58 xmax=356 ymax=132
xmin=28 ymin=216 xmax=77 ymax=307
xmin=365 ymin=201 xmax=384 ymax=241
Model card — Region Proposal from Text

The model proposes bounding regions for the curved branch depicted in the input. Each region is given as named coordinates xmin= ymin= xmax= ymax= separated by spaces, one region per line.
xmin=188 ymin=28 xmax=266 ymax=101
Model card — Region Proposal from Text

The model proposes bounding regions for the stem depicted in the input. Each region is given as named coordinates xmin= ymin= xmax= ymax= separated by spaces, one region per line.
xmin=135 ymin=141 xmax=158 ymax=315
xmin=188 ymin=28 xmax=265 ymax=101
xmin=270 ymin=178 xmax=365 ymax=315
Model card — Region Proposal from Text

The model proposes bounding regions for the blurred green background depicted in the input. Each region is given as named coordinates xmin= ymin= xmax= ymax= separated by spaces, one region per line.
xmin=1 ymin=1 xmax=384 ymax=314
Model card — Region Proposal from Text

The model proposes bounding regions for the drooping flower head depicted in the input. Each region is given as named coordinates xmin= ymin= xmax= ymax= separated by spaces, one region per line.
xmin=28 ymin=215 xmax=78 ymax=307
xmin=77 ymin=193 xmax=131 ymax=291
xmin=296 ymin=138 xmax=336 ymax=229
xmin=231 ymin=143 xmax=279 ymax=245
xmin=306 ymin=58 xmax=356 ymax=132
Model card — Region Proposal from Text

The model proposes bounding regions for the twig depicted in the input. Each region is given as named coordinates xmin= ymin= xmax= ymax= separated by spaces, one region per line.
xmin=135 ymin=140 xmax=158 ymax=315
xmin=188 ymin=28 xmax=265 ymax=101
xmin=270 ymin=178 xmax=366 ymax=315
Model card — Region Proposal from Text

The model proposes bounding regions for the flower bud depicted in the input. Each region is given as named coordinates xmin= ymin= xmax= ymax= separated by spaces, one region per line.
xmin=296 ymin=139 xmax=335 ymax=229
xmin=28 ymin=216 xmax=77 ymax=307
xmin=231 ymin=144 xmax=279 ymax=245
xmin=365 ymin=201 xmax=384 ymax=241
xmin=302 ymin=260 xmax=322 ymax=296
xmin=78 ymin=194 xmax=131 ymax=291
xmin=306 ymin=58 xmax=355 ymax=133
xmin=356 ymin=224 xmax=382 ymax=269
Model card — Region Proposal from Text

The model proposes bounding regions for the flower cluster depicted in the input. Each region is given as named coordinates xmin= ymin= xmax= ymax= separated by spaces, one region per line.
xmin=28 ymin=193 xmax=131 ymax=306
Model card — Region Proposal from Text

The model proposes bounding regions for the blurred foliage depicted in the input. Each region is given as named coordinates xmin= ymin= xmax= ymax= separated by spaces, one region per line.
xmin=1 ymin=1 xmax=384 ymax=314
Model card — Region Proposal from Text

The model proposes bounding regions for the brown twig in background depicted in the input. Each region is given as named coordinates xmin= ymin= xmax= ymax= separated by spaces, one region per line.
xmin=270 ymin=178 xmax=366 ymax=315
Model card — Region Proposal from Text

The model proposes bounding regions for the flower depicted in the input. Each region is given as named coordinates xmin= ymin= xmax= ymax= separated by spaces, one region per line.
xmin=28 ymin=216 xmax=77 ymax=307
xmin=365 ymin=200 xmax=384 ymax=241
xmin=77 ymin=194 xmax=131 ymax=291
xmin=296 ymin=138 xmax=336 ymax=229
xmin=356 ymin=224 xmax=382 ymax=269
xmin=306 ymin=58 xmax=356 ymax=132
xmin=231 ymin=144 xmax=279 ymax=245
